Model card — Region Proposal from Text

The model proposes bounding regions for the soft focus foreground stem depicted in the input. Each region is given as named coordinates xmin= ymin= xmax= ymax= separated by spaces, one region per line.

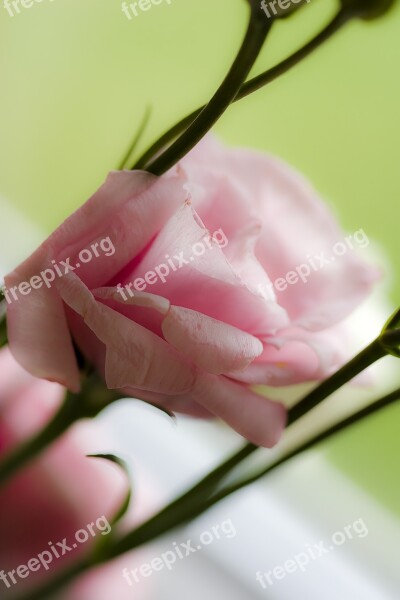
xmin=173 ymin=386 xmax=400 ymax=520
xmin=0 ymin=378 xmax=122 ymax=487
xmin=17 ymin=331 xmax=396 ymax=600
xmin=0 ymin=392 xmax=80 ymax=487
xmin=17 ymin=561 xmax=90 ymax=600
xmin=109 ymin=337 xmax=388 ymax=556
xmin=0 ymin=291 xmax=7 ymax=347
xmin=18 ymin=383 xmax=400 ymax=600
xmin=287 ymin=339 xmax=387 ymax=424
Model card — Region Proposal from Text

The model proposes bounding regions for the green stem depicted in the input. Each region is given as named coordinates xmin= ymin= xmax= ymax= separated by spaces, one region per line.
xmin=118 ymin=105 xmax=152 ymax=170
xmin=145 ymin=10 xmax=272 ymax=175
xmin=181 ymin=386 xmax=400 ymax=519
xmin=106 ymin=444 xmax=257 ymax=558
xmin=0 ymin=378 xmax=122 ymax=487
xmin=17 ymin=384 xmax=399 ymax=600
xmin=0 ymin=314 xmax=6 ymax=348
xmin=287 ymin=338 xmax=387 ymax=425
xmin=0 ymin=289 xmax=7 ymax=347
xmin=380 ymin=327 xmax=400 ymax=357
xmin=15 ymin=560 xmax=91 ymax=600
xmin=15 ymin=335 xmax=395 ymax=599
xmin=109 ymin=336 xmax=387 ymax=557
xmin=133 ymin=9 xmax=349 ymax=170
xmin=0 ymin=392 xmax=80 ymax=486
xmin=382 ymin=306 xmax=400 ymax=332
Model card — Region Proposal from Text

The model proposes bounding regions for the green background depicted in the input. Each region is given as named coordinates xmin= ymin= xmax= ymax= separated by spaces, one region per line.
xmin=1 ymin=0 xmax=399 ymax=513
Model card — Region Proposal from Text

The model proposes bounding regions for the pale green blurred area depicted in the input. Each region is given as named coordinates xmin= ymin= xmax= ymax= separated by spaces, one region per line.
xmin=0 ymin=0 xmax=399 ymax=514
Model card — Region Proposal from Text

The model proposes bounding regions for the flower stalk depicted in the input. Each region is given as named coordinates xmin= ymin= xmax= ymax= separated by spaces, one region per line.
xmin=145 ymin=6 xmax=273 ymax=175
xmin=14 ymin=311 xmax=400 ymax=599
xmin=0 ymin=376 xmax=123 ymax=487
xmin=16 ymin=381 xmax=400 ymax=600
xmin=133 ymin=8 xmax=351 ymax=170
xmin=2 ymin=3 xmax=399 ymax=598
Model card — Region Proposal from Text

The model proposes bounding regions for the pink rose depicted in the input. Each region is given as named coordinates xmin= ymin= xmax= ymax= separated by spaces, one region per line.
xmin=0 ymin=347 xmax=150 ymax=599
xmin=4 ymin=137 xmax=377 ymax=447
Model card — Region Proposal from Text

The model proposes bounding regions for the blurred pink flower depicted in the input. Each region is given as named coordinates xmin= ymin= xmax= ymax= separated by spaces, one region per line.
xmin=0 ymin=348 xmax=149 ymax=600
xmin=5 ymin=137 xmax=378 ymax=447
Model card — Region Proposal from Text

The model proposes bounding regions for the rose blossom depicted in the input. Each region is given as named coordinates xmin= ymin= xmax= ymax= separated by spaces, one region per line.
xmin=0 ymin=347 xmax=151 ymax=600
xmin=4 ymin=137 xmax=378 ymax=447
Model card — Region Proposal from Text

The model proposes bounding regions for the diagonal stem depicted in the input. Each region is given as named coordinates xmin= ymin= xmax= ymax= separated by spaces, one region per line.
xmin=178 ymin=386 xmax=400 ymax=520
xmin=145 ymin=10 xmax=273 ymax=175
xmin=0 ymin=392 xmax=80 ymax=487
xmin=0 ymin=379 xmax=123 ymax=487
xmin=14 ymin=335 xmax=395 ymax=599
xmin=108 ymin=337 xmax=387 ymax=556
xmin=133 ymin=9 xmax=349 ymax=170
xmin=287 ymin=339 xmax=387 ymax=424
xmin=21 ymin=383 xmax=399 ymax=600
xmin=118 ymin=105 xmax=152 ymax=170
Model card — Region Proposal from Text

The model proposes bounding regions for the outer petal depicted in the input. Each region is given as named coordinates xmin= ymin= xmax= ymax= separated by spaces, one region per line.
xmin=229 ymin=324 xmax=351 ymax=386
xmin=140 ymin=375 xmax=287 ymax=447
xmin=162 ymin=305 xmax=263 ymax=374
xmin=94 ymin=289 xmax=264 ymax=376
xmin=93 ymin=286 xmax=169 ymax=338
xmin=5 ymin=170 xmax=188 ymax=389
xmin=171 ymin=373 xmax=287 ymax=448
xmin=57 ymin=273 xmax=196 ymax=395
xmin=4 ymin=286 xmax=81 ymax=392
xmin=120 ymin=385 xmax=213 ymax=419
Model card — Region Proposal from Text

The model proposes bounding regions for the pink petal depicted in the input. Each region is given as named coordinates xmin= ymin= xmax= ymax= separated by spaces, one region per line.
xmin=230 ymin=325 xmax=350 ymax=386
xmin=120 ymin=202 xmax=288 ymax=336
xmin=57 ymin=274 xmax=196 ymax=395
xmin=168 ymin=372 xmax=287 ymax=447
xmin=5 ymin=170 xmax=188 ymax=387
xmin=119 ymin=386 xmax=213 ymax=419
xmin=93 ymin=287 xmax=170 ymax=314
xmin=179 ymin=136 xmax=379 ymax=330
xmin=4 ymin=281 xmax=80 ymax=391
xmin=162 ymin=305 xmax=263 ymax=374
